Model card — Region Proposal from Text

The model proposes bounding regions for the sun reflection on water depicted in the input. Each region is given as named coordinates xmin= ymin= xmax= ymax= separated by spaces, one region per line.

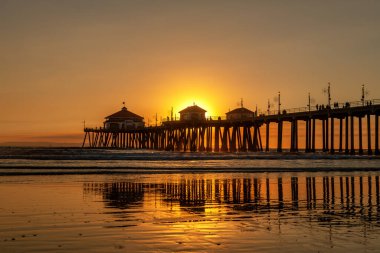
xmin=81 ymin=172 xmax=380 ymax=252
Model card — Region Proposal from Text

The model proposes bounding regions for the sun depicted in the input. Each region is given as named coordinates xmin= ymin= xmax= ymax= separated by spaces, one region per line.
xmin=162 ymin=76 xmax=224 ymax=119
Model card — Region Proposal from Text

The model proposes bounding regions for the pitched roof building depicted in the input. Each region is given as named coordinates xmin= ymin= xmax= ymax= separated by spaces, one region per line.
xmin=179 ymin=104 xmax=207 ymax=121
xmin=226 ymin=107 xmax=255 ymax=121
xmin=104 ymin=105 xmax=144 ymax=130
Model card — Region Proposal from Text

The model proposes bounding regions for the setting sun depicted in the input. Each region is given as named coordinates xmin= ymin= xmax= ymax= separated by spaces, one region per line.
xmin=1 ymin=1 xmax=380 ymax=253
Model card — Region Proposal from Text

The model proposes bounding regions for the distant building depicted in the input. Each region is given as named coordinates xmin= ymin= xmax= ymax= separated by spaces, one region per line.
xmin=179 ymin=104 xmax=206 ymax=121
xmin=226 ymin=107 xmax=255 ymax=121
xmin=104 ymin=105 xmax=144 ymax=130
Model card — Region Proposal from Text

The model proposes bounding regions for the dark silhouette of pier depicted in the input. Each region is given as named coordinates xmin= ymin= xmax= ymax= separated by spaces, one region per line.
xmin=83 ymin=99 xmax=380 ymax=154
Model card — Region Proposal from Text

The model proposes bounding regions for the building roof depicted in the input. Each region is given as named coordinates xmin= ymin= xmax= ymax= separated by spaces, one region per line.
xmin=179 ymin=105 xmax=207 ymax=114
xmin=226 ymin=107 xmax=254 ymax=115
xmin=105 ymin=106 xmax=144 ymax=120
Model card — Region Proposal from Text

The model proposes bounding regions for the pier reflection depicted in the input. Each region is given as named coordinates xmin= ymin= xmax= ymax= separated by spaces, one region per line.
xmin=84 ymin=182 xmax=145 ymax=209
xmin=83 ymin=173 xmax=380 ymax=225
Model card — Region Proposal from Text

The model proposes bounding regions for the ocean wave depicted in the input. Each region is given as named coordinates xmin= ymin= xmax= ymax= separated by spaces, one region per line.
xmin=1 ymin=166 xmax=380 ymax=176
xmin=1 ymin=147 xmax=380 ymax=175
xmin=0 ymin=147 xmax=379 ymax=161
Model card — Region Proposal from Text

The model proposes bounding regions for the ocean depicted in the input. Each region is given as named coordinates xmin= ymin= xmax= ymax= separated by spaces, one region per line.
xmin=0 ymin=147 xmax=380 ymax=252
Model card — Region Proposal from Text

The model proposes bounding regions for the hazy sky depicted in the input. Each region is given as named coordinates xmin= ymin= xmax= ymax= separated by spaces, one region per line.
xmin=1 ymin=0 xmax=379 ymax=143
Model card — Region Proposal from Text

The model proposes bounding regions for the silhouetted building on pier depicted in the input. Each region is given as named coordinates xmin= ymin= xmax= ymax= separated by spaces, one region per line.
xmin=226 ymin=107 xmax=255 ymax=121
xmin=179 ymin=104 xmax=206 ymax=121
xmin=104 ymin=105 xmax=144 ymax=130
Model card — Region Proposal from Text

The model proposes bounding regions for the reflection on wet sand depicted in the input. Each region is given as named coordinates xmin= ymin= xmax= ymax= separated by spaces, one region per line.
xmin=83 ymin=174 xmax=380 ymax=228
xmin=1 ymin=173 xmax=380 ymax=252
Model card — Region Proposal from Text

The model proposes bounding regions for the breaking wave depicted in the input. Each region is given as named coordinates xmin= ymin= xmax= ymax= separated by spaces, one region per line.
xmin=0 ymin=147 xmax=379 ymax=175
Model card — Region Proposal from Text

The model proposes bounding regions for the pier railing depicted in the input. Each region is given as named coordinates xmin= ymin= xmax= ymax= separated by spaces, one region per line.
xmin=262 ymin=99 xmax=380 ymax=116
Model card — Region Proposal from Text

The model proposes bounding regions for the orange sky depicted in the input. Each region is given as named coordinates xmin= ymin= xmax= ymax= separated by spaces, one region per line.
xmin=1 ymin=1 xmax=380 ymax=144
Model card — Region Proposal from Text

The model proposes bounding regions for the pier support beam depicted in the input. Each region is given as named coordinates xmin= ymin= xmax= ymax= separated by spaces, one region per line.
xmin=290 ymin=120 xmax=295 ymax=152
xmin=339 ymin=118 xmax=343 ymax=153
xmin=350 ymin=115 xmax=355 ymax=155
xmin=325 ymin=117 xmax=329 ymax=152
xmin=367 ymin=114 xmax=372 ymax=155
xmin=322 ymin=119 xmax=326 ymax=152
xmin=257 ymin=126 xmax=263 ymax=151
xmin=330 ymin=117 xmax=335 ymax=154
xmin=345 ymin=116 xmax=349 ymax=154
xmin=265 ymin=122 xmax=270 ymax=152
xmin=82 ymin=132 xmax=88 ymax=148
xmin=375 ymin=115 xmax=379 ymax=155
xmin=359 ymin=116 xmax=363 ymax=155
xmin=305 ymin=119 xmax=310 ymax=152
xmin=277 ymin=121 xmax=283 ymax=152
xmin=308 ymin=119 xmax=312 ymax=152
xmin=295 ymin=120 xmax=298 ymax=152
xmin=312 ymin=118 xmax=316 ymax=152
xmin=214 ymin=127 xmax=220 ymax=152
xmin=230 ymin=126 xmax=237 ymax=152
xmin=221 ymin=127 xmax=229 ymax=152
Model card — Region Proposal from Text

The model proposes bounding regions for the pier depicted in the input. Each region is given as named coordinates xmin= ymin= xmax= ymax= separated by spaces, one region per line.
xmin=83 ymin=99 xmax=380 ymax=154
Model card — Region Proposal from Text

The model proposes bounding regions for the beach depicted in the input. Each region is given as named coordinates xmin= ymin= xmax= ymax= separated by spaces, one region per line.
xmin=0 ymin=148 xmax=380 ymax=252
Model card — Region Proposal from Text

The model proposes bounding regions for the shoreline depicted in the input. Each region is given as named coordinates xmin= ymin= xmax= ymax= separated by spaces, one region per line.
xmin=1 ymin=154 xmax=380 ymax=160
xmin=1 ymin=166 xmax=380 ymax=176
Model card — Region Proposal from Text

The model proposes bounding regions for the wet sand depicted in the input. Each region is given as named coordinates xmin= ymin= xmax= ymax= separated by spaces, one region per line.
xmin=1 ymin=172 xmax=380 ymax=252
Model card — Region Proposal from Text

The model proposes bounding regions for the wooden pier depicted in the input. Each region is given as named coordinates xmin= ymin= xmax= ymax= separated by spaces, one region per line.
xmin=83 ymin=100 xmax=380 ymax=154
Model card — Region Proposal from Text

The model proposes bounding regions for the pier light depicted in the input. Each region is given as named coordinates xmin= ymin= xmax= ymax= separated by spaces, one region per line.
xmin=323 ymin=83 xmax=332 ymax=107
xmin=361 ymin=84 xmax=369 ymax=106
